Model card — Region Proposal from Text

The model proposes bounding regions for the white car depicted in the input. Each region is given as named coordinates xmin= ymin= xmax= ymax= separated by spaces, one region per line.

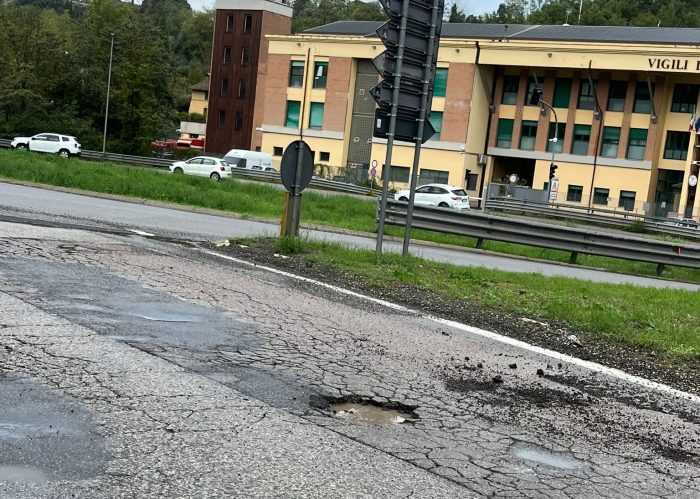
xmin=11 ymin=133 xmax=81 ymax=158
xmin=169 ymin=156 xmax=232 ymax=181
xmin=394 ymin=183 xmax=470 ymax=211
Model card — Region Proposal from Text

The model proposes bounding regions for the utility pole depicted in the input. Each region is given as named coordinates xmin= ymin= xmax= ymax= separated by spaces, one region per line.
xmin=102 ymin=33 xmax=115 ymax=157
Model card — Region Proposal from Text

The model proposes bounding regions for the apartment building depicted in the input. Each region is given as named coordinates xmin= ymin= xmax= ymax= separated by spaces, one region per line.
xmin=257 ymin=22 xmax=700 ymax=219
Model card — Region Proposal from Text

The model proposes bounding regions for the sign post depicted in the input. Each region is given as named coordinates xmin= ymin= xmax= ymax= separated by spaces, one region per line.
xmin=280 ymin=140 xmax=314 ymax=237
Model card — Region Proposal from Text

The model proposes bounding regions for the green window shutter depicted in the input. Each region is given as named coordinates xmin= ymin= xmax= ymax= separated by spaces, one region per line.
xmin=629 ymin=128 xmax=647 ymax=140
xmin=603 ymin=127 xmax=620 ymax=140
xmin=285 ymin=100 xmax=300 ymax=128
xmin=553 ymin=79 xmax=571 ymax=108
xmin=434 ymin=68 xmax=448 ymax=97
xmin=309 ymin=102 xmax=324 ymax=128
xmin=574 ymin=124 xmax=591 ymax=136
xmin=497 ymin=118 xmax=513 ymax=137
xmin=428 ymin=111 xmax=443 ymax=135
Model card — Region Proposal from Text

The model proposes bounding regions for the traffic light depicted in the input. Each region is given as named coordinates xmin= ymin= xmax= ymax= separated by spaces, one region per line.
xmin=549 ymin=162 xmax=558 ymax=179
xmin=371 ymin=0 xmax=445 ymax=144
xmin=530 ymin=87 xmax=544 ymax=106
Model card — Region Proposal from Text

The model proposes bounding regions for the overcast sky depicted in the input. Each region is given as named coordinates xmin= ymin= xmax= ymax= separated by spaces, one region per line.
xmin=187 ymin=0 xmax=503 ymax=16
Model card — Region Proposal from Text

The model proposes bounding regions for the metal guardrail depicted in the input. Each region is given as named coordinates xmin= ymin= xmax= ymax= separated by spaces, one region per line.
xmin=486 ymin=198 xmax=700 ymax=242
xmin=0 ymin=139 xmax=379 ymax=197
xmin=383 ymin=199 xmax=700 ymax=274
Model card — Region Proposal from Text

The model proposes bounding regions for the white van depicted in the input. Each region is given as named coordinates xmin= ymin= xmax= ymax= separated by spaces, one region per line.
xmin=222 ymin=149 xmax=276 ymax=172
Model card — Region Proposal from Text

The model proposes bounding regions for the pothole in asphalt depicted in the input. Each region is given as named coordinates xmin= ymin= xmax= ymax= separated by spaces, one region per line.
xmin=0 ymin=464 xmax=48 ymax=482
xmin=512 ymin=442 xmax=585 ymax=470
xmin=328 ymin=398 xmax=418 ymax=425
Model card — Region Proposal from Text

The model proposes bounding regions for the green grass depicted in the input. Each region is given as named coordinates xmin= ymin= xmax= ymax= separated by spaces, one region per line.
xmin=1 ymin=148 xmax=699 ymax=283
xmin=264 ymin=238 xmax=700 ymax=360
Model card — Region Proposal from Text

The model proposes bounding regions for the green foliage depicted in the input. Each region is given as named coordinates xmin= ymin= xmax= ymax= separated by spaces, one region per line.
xmin=274 ymin=236 xmax=309 ymax=255
xmin=292 ymin=0 xmax=385 ymax=33
xmin=624 ymin=220 xmax=648 ymax=233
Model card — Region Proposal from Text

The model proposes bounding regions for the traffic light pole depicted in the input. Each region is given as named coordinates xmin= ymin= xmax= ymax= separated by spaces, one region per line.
xmin=375 ymin=0 xmax=410 ymax=257
xmin=402 ymin=0 xmax=441 ymax=257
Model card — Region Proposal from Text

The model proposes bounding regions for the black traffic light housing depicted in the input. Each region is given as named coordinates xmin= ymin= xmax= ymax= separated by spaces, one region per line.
xmin=530 ymin=87 xmax=544 ymax=106
xmin=549 ymin=162 xmax=558 ymax=179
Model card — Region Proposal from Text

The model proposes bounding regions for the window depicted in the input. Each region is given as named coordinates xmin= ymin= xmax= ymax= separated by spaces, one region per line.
xmin=203 ymin=107 xmax=207 ymax=120
xmin=626 ymin=128 xmax=647 ymax=160
xmin=634 ymin=82 xmax=654 ymax=113
xmin=420 ymin=169 xmax=449 ymax=184
xmin=226 ymin=14 xmax=234 ymax=33
xmin=285 ymin=100 xmax=300 ymax=128
xmin=607 ymin=81 xmax=627 ymax=112
xmin=578 ymin=79 xmax=597 ymax=110
xmin=553 ymin=78 xmax=572 ymax=108
xmin=319 ymin=151 xmax=330 ymax=161
xmin=313 ymin=62 xmax=328 ymax=89
xmin=525 ymin=76 xmax=540 ymax=106
xmin=309 ymin=102 xmax=324 ymax=128
xmin=217 ymin=110 xmax=225 ymax=128
xmin=220 ymin=78 xmax=229 ymax=96
xmin=547 ymin=122 xmax=565 ymax=153
xmin=663 ymin=131 xmax=690 ymax=160
xmin=571 ymin=124 xmax=591 ymax=155
xmin=496 ymin=119 xmax=513 ymax=148
xmin=289 ymin=61 xmax=304 ymax=87
xmin=223 ymin=46 xmax=232 ymax=65
xmin=567 ymin=185 xmax=583 ymax=202
xmin=428 ymin=111 xmax=443 ymax=140
xmin=273 ymin=146 xmax=283 ymax=156
xmin=241 ymin=47 xmax=250 ymax=66
xmin=434 ymin=68 xmax=448 ymax=97
xmin=519 ymin=120 xmax=537 ymax=150
xmin=501 ymin=75 xmax=519 ymax=105
xmin=619 ymin=190 xmax=636 ymax=211
xmin=390 ymin=166 xmax=410 ymax=183
xmin=670 ymin=83 xmax=699 ymax=113
xmin=466 ymin=173 xmax=478 ymax=190
xmin=234 ymin=111 xmax=243 ymax=131
xmin=600 ymin=126 xmax=620 ymax=158
xmin=244 ymin=15 xmax=252 ymax=34
xmin=237 ymin=79 xmax=246 ymax=99
xmin=593 ymin=188 xmax=610 ymax=205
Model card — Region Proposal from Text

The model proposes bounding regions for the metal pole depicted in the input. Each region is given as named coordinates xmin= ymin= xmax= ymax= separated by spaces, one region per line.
xmin=402 ymin=0 xmax=441 ymax=257
xmin=287 ymin=47 xmax=312 ymax=237
xmin=102 ymin=33 xmax=114 ymax=157
xmin=375 ymin=0 xmax=410 ymax=256
xmin=540 ymin=99 xmax=558 ymax=201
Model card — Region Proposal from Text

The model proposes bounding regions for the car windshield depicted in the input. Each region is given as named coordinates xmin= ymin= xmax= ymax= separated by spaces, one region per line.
xmin=450 ymin=189 xmax=468 ymax=196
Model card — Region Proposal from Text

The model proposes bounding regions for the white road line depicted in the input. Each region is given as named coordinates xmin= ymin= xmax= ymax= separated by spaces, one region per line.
xmin=129 ymin=229 xmax=155 ymax=237
xmin=201 ymin=248 xmax=700 ymax=405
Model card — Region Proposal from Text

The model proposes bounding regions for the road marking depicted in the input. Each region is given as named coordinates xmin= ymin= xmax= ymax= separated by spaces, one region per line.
xmin=129 ymin=229 xmax=155 ymax=237
xmin=201 ymin=249 xmax=700 ymax=405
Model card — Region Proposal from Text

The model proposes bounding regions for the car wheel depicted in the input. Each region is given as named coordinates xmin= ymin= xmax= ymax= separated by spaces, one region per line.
xmin=57 ymin=149 xmax=70 ymax=159
xmin=210 ymin=172 xmax=221 ymax=181
xmin=173 ymin=167 xmax=184 ymax=174
xmin=438 ymin=202 xmax=449 ymax=208
xmin=399 ymin=196 xmax=408 ymax=202
xmin=15 ymin=144 xmax=27 ymax=150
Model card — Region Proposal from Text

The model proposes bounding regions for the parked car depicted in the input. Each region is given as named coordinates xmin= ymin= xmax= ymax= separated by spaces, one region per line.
xmin=169 ymin=156 xmax=231 ymax=181
xmin=11 ymin=133 xmax=81 ymax=158
xmin=394 ymin=183 xmax=470 ymax=211
xmin=222 ymin=149 xmax=273 ymax=170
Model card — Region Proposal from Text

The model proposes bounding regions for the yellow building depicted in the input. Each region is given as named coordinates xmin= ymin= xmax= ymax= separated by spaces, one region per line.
xmin=259 ymin=22 xmax=700 ymax=220
xmin=180 ymin=75 xmax=209 ymax=140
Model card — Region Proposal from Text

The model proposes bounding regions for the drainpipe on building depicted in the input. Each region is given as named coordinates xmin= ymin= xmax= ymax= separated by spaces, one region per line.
xmin=475 ymin=41 xmax=497 ymax=208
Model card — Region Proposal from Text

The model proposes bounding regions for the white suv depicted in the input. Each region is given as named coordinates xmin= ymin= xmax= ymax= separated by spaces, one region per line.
xmin=11 ymin=133 xmax=82 ymax=158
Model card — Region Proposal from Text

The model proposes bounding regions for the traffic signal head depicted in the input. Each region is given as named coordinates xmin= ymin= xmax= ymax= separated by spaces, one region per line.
xmin=549 ymin=163 xmax=558 ymax=179
xmin=530 ymin=87 xmax=543 ymax=106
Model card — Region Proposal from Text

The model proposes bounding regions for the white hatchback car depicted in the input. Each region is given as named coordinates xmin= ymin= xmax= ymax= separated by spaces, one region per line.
xmin=11 ymin=133 xmax=81 ymax=158
xmin=169 ymin=156 xmax=232 ymax=181
xmin=394 ymin=183 xmax=470 ymax=211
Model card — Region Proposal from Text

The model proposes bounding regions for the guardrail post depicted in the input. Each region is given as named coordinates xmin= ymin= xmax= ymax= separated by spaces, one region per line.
xmin=569 ymin=251 xmax=578 ymax=264
xmin=656 ymin=263 xmax=665 ymax=276
xmin=475 ymin=238 xmax=484 ymax=249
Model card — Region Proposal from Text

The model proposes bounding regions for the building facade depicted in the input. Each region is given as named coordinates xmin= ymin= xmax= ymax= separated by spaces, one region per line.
xmin=257 ymin=22 xmax=700 ymax=220
xmin=205 ymin=0 xmax=292 ymax=155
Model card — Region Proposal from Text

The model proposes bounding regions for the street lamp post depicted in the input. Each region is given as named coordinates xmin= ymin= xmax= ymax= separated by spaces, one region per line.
xmin=530 ymin=87 xmax=559 ymax=201
xmin=102 ymin=33 xmax=115 ymax=156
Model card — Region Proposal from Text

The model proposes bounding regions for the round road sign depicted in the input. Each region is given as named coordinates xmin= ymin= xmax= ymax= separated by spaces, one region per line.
xmin=280 ymin=140 xmax=314 ymax=193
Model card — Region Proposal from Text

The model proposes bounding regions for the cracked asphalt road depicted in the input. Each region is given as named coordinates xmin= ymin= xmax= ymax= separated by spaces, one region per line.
xmin=0 ymin=219 xmax=699 ymax=498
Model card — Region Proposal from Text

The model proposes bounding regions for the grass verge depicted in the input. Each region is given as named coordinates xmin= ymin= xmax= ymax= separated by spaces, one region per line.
xmin=1 ymin=148 xmax=699 ymax=283
xmin=265 ymin=237 xmax=700 ymax=362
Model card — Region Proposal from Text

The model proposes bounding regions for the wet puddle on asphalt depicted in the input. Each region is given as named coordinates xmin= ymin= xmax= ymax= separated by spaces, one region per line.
xmin=330 ymin=402 xmax=417 ymax=425
xmin=128 ymin=312 xmax=199 ymax=322
xmin=513 ymin=443 xmax=585 ymax=470
xmin=0 ymin=465 xmax=48 ymax=482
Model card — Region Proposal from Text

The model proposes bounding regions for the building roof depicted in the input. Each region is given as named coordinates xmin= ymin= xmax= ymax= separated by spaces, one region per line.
xmin=304 ymin=21 xmax=700 ymax=46
xmin=191 ymin=75 xmax=210 ymax=92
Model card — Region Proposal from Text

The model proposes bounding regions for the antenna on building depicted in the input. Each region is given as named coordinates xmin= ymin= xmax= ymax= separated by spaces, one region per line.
xmin=504 ymin=24 xmax=509 ymax=41
xmin=564 ymin=9 xmax=572 ymax=26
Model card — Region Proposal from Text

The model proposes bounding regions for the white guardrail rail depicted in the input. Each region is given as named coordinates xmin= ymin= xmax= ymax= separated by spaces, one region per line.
xmin=0 ymin=139 xmax=379 ymax=197
xmin=382 ymin=199 xmax=700 ymax=275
